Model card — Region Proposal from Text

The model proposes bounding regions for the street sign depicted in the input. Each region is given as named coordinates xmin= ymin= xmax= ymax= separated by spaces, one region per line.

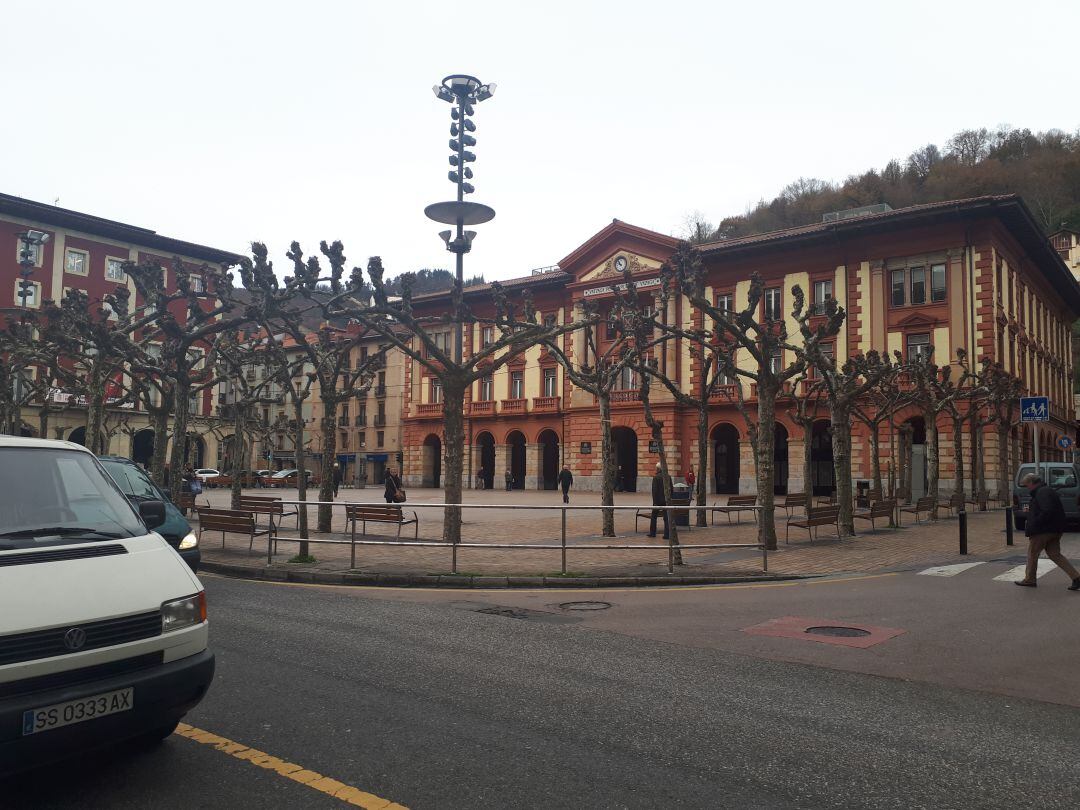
xmin=1058 ymin=436 xmax=1073 ymax=450
xmin=1020 ymin=396 xmax=1049 ymax=422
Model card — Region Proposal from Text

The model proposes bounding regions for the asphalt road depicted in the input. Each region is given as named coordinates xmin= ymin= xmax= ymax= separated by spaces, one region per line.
xmin=6 ymin=573 xmax=1080 ymax=809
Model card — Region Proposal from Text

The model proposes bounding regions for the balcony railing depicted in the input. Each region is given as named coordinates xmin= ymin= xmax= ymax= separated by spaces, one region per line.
xmin=374 ymin=414 xmax=386 ymax=427
xmin=416 ymin=403 xmax=442 ymax=416
xmin=355 ymin=415 xmax=367 ymax=426
xmin=470 ymin=400 xmax=495 ymax=415
xmin=532 ymin=395 xmax=560 ymax=412
xmin=611 ymin=389 xmax=640 ymax=403
xmin=338 ymin=416 xmax=349 ymax=427
xmin=501 ymin=398 xmax=526 ymax=413
xmin=708 ymin=384 xmax=737 ymax=402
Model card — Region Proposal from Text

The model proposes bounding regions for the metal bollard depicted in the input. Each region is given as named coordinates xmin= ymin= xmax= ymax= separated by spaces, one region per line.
xmin=959 ymin=509 xmax=968 ymax=555
xmin=1005 ymin=506 xmax=1014 ymax=546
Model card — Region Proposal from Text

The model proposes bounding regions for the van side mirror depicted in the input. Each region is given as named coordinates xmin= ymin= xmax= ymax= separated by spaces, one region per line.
xmin=139 ymin=499 xmax=167 ymax=530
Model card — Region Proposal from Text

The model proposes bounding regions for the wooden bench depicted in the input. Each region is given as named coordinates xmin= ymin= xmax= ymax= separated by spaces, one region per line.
xmin=710 ymin=495 xmax=757 ymax=525
xmin=964 ymin=490 xmax=989 ymax=511
xmin=937 ymin=491 xmax=965 ymax=517
xmin=785 ymin=505 xmax=840 ymax=544
xmin=346 ymin=504 xmax=418 ymax=540
xmin=197 ymin=507 xmax=270 ymax=552
xmin=854 ymin=499 xmax=897 ymax=532
xmin=780 ymin=493 xmax=808 ymax=517
xmin=238 ymin=495 xmax=298 ymax=534
xmin=899 ymin=496 xmax=934 ymax=525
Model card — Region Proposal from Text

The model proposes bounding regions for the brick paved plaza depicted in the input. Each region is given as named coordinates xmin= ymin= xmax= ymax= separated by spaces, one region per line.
xmin=192 ymin=486 xmax=1039 ymax=579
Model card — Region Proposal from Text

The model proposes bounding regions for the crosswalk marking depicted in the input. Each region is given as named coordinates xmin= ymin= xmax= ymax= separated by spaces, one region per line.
xmin=992 ymin=559 xmax=1057 ymax=582
xmin=917 ymin=562 xmax=987 ymax=577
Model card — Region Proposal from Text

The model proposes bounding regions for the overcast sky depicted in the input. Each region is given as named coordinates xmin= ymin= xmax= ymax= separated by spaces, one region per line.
xmin=1 ymin=0 xmax=1076 ymax=282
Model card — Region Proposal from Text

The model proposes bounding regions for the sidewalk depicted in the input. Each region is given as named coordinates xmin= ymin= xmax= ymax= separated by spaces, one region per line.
xmin=191 ymin=487 xmax=1045 ymax=586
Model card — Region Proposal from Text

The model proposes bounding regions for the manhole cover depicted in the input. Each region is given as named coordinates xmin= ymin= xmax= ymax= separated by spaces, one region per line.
xmin=558 ymin=601 xmax=611 ymax=611
xmin=804 ymin=626 xmax=871 ymax=638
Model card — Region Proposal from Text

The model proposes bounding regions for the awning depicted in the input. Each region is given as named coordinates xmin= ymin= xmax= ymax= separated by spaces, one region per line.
xmin=337 ymin=454 xmax=357 ymax=463
xmin=366 ymin=453 xmax=389 ymax=462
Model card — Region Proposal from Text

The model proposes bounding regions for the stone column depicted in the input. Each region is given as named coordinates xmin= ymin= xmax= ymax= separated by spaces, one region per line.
xmin=495 ymin=444 xmax=511 ymax=489
xmin=787 ymin=439 xmax=806 ymax=495
xmin=525 ymin=443 xmax=543 ymax=489
xmin=739 ymin=440 xmax=757 ymax=494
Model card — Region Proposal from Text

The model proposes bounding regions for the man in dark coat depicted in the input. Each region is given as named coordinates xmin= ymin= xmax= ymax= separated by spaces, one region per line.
xmin=558 ymin=465 xmax=573 ymax=504
xmin=1017 ymin=473 xmax=1080 ymax=590
xmin=384 ymin=466 xmax=404 ymax=504
xmin=647 ymin=463 xmax=670 ymax=540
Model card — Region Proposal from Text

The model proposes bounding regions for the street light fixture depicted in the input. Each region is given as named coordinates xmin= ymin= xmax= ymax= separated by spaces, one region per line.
xmin=11 ymin=229 xmax=50 ymax=434
xmin=425 ymin=74 xmax=496 ymax=364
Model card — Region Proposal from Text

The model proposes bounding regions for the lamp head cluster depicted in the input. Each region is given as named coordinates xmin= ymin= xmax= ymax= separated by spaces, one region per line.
xmin=432 ymin=74 xmax=495 ymax=196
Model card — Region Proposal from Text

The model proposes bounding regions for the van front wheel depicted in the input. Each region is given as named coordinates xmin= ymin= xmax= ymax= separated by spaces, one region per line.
xmin=138 ymin=720 xmax=180 ymax=746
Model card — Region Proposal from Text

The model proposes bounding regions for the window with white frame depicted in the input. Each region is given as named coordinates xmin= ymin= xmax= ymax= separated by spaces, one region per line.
xmin=907 ymin=332 xmax=931 ymax=360
xmin=510 ymin=371 xmax=524 ymax=399
xmin=769 ymin=353 xmax=783 ymax=375
xmin=17 ymin=239 xmax=44 ymax=267
xmin=812 ymin=279 xmax=832 ymax=314
xmin=430 ymin=378 xmax=443 ymax=404
xmin=105 ymin=258 xmax=126 ymax=281
xmin=888 ymin=255 xmax=947 ymax=306
xmin=764 ymin=287 xmax=782 ymax=320
xmin=716 ymin=292 xmax=733 ymax=312
xmin=543 ymin=367 xmax=557 ymax=397
xmin=190 ymin=275 xmax=205 ymax=293
xmin=618 ymin=365 xmax=637 ymax=391
xmin=431 ymin=331 xmax=451 ymax=353
xmin=13 ymin=279 xmax=41 ymax=308
xmin=480 ymin=375 xmax=493 ymax=401
xmin=481 ymin=326 xmax=494 ymax=347
xmin=65 ymin=248 xmax=89 ymax=276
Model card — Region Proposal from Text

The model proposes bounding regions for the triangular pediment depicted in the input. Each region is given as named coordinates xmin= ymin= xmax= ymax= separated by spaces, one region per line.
xmin=894 ymin=311 xmax=940 ymax=328
xmin=580 ymin=251 xmax=663 ymax=283
xmin=558 ymin=219 xmax=679 ymax=282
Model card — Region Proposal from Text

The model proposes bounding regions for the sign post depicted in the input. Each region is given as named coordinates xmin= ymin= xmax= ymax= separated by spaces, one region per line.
xmin=1020 ymin=396 xmax=1050 ymax=476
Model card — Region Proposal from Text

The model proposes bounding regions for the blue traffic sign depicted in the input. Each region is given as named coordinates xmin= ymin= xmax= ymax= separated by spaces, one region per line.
xmin=1020 ymin=396 xmax=1050 ymax=422
xmin=1058 ymin=436 xmax=1073 ymax=450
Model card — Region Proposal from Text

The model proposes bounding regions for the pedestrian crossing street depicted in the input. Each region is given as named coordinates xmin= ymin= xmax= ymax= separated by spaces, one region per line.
xmin=917 ymin=559 xmax=1058 ymax=581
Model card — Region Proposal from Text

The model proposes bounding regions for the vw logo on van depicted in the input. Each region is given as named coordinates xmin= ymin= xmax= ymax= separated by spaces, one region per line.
xmin=63 ymin=627 xmax=87 ymax=651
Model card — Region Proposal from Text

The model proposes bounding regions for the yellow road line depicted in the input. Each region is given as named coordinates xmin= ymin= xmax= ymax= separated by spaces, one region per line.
xmin=201 ymin=571 xmax=899 ymax=594
xmin=174 ymin=723 xmax=408 ymax=809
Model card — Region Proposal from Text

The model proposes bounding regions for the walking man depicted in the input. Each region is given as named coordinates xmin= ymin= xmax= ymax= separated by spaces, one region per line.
xmin=558 ymin=464 xmax=573 ymax=504
xmin=647 ymin=462 xmax=670 ymax=540
xmin=332 ymin=462 xmax=343 ymax=497
xmin=1016 ymin=473 xmax=1080 ymax=590
xmin=504 ymin=468 xmax=513 ymax=492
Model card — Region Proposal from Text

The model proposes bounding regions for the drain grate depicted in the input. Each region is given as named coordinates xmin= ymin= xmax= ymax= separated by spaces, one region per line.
xmin=804 ymin=626 xmax=871 ymax=638
xmin=558 ymin=601 xmax=612 ymax=611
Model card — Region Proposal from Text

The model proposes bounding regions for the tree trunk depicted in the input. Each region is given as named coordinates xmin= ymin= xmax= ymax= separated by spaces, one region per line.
xmin=952 ymin=416 xmax=965 ymax=497
xmin=441 ymin=382 xmax=466 ymax=545
xmin=599 ymin=392 xmax=615 ymax=537
xmin=801 ymin=420 xmax=814 ymax=514
xmin=85 ymin=370 xmax=106 ymax=455
xmin=168 ymin=382 xmax=190 ymax=497
xmin=869 ymin=421 xmax=883 ymax=495
xmin=831 ymin=403 xmax=855 ymax=536
xmin=317 ymin=398 xmax=338 ymax=534
xmin=150 ymin=407 xmax=169 ymax=488
xmin=997 ymin=422 xmax=1011 ymax=504
xmin=293 ymin=399 xmax=310 ymax=554
xmin=38 ymin=400 xmax=50 ymax=441
xmin=925 ymin=409 xmax=940 ymax=516
xmin=230 ymin=407 xmax=245 ymax=510
xmin=970 ymin=419 xmax=984 ymax=508
xmin=695 ymin=403 xmax=708 ymax=527
xmin=755 ymin=384 xmax=778 ymax=551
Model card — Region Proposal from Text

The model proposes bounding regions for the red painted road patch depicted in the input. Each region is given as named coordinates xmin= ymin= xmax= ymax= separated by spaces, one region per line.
xmin=743 ymin=616 xmax=906 ymax=649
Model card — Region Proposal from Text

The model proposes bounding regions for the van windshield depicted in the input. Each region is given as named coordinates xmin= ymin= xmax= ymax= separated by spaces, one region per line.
xmin=0 ymin=448 xmax=145 ymax=547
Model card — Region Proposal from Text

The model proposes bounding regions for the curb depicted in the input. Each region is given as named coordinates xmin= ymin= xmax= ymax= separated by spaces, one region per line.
xmin=198 ymin=560 xmax=806 ymax=589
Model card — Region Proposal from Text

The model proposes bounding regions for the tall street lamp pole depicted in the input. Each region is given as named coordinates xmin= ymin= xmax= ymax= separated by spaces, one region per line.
xmin=12 ymin=229 xmax=49 ymax=435
xmin=425 ymin=74 xmax=496 ymax=364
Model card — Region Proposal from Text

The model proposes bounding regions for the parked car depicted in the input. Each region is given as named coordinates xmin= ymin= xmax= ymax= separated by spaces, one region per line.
xmin=98 ymin=456 xmax=200 ymax=572
xmin=0 ymin=437 xmax=214 ymax=775
xmin=1011 ymin=462 xmax=1080 ymax=530
xmin=193 ymin=468 xmax=221 ymax=482
xmin=259 ymin=468 xmax=316 ymax=488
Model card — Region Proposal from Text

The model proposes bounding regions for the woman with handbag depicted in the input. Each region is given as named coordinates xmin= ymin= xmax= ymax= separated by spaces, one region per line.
xmin=384 ymin=466 xmax=405 ymax=504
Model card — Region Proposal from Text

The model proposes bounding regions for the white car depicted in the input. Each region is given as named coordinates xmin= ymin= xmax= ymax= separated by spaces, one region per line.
xmin=0 ymin=437 xmax=215 ymax=774
xmin=193 ymin=468 xmax=221 ymax=481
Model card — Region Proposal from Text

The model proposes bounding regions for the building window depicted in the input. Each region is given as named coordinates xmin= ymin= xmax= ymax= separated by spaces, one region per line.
xmin=605 ymin=317 xmax=618 ymax=340
xmin=542 ymin=312 xmax=557 ymax=328
xmin=65 ymin=248 xmax=88 ymax=276
xmin=769 ymin=353 xmax=783 ymax=375
xmin=17 ymin=240 xmax=44 ymax=267
xmin=14 ymin=279 xmax=41 ymax=308
xmin=812 ymin=280 xmax=832 ymax=314
xmin=930 ymin=263 xmax=946 ymax=302
xmin=907 ymin=332 xmax=931 ymax=360
xmin=358 ymin=431 xmax=366 ymax=447
xmin=543 ymin=367 xmax=557 ymax=397
xmin=716 ymin=292 xmax=733 ymax=313
xmin=430 ymin=378 xmax=442 ymax=404
xmin=618 ymin=366 xmax=637 ymax=391
xmin=510 ymin=371 xmax=524 ymax=399
xmin=431 ymin=331 xmax=451 ymax=353
xmin=377 ymin=402 xmax=385 ymax=422
xmin=340 ymin=431 xmax=348 ymax=449
xmin=481 ymin=326 xmax=494 ymax=347
xmin=764 ymin=287 xmax=782 ymax=321
xmin=891 ymin=269 xmax=905 ymax=306
xmin=376 ymin=431 xmax=385 ymax=448
xmin=105 ymin=258 xmax=126 ymax=281
xmin=190 ymin=275 xmax=205 ymax=293
xmin=480 ymin=375 xmax=493 ymax=401
xmin=812 ymin=344 xmax=834 ymax=378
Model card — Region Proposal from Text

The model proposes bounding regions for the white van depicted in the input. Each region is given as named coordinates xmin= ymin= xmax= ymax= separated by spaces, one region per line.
xmin=0 ymin=437 xmax=214 ymax=775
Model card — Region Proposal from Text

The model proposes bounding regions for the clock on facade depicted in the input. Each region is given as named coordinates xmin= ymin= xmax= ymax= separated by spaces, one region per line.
xmin=614 ymin=256 xmax=628 ymax=273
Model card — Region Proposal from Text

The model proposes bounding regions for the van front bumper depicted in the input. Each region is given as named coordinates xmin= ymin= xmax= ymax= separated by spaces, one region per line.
xmin=0 ymin=648 xmax=214 ymax=775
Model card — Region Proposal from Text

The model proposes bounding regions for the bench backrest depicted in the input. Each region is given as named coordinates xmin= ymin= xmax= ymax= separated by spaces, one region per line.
xmin=916 ymin=496 xmax=935 ymax=510
xmin=727 ymin=495 xmax=757 ymax=506
xmin=783 ymin=493 xmax=807 ymax=506
xmin=198 ymin=507 xmax=255 ymax=532
xmin=238 ymin=496 xmax=284 ymax=515
xmin=346 ymin=504 xmax=404 ymax=521
xmin=869 ymin=499 xmax=895 ymax=517
xmin=948 ymin=492 xmax=965 ymax=506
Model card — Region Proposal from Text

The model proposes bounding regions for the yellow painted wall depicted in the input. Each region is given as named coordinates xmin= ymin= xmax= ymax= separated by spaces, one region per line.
xmin=887 ymin=331 xmax=903 ymax=357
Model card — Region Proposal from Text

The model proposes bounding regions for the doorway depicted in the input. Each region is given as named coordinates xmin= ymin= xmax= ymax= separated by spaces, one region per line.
xmin=507 ymin=431 xmax=526 ymax=489
xmin=810 ymin=420 xmax=834 ymax=496
xmin=611 ymin=427 xmax=638 ymax=493
xmin=712 ymin=423 xmax=740 ymax=494
xmin=539 ymin=430 xmax=560 ymax=490
xmin=422 ymin=434 xmax=442 ymax=488
xmin=774 ymin=423 xmax=789 ymax=495
xmin=476 ymin=432 xmax=495 ymax=489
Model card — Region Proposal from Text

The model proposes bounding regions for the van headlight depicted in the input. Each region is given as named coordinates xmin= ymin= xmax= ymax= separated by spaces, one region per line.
xmin=179 ymin=532 xmax=198 ymax=550
xmin=161 ymin=592 xmax=207 ymax=633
